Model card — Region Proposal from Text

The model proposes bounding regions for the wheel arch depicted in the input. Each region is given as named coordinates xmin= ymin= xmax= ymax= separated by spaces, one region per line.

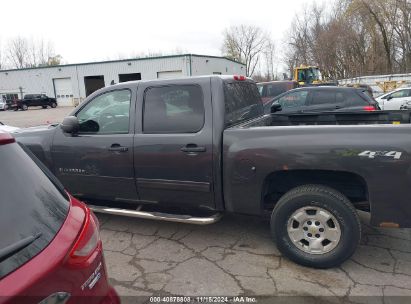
xmin=262 ymin=169 xmax=369 ymax=212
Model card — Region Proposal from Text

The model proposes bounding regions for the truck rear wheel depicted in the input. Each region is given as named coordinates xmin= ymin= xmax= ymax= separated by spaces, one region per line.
xmin=21 ymin=104 xmax=28 ymax=111
xmin=270 ymin=185 xmax=361 ymax=268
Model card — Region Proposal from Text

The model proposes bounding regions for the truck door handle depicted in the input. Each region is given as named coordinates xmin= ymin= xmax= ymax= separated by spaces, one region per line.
xmin=109 ymin=144 xmax=128 ymax=152
xmin=181 ymin=144 xmax=206 ymax=153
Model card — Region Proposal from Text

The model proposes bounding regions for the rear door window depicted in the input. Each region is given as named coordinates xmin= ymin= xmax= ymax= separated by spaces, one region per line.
xmin=143 ymin=85 xmax=205 ymax=133
xmin=0 ymin=143 xmax=69 ymax=279
xmin=224 ymin=81 xmax=264 ymax=127
xmin=310 ymin=91 xmax=336 ymax=105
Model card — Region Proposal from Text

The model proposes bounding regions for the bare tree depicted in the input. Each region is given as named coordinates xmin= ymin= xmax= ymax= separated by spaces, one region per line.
xmin=222 ymin=25 xmax=269 ymax=77
xmin=284 ymin=0 xmax=411 ymax=78
xmin=7 ymin=36 xmax=29 ymax=68
xmin=6 ymin=36 xmax=61 ymax=68
xmin=263 ymin=39 xmax=276 ymax=80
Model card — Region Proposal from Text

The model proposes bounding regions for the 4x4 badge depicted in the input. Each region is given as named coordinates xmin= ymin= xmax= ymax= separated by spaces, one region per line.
xmin=358 ymin=150 xmax=402 ymax=160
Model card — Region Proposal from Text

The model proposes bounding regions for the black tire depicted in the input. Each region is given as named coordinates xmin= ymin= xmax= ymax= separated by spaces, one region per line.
xmin=21 ymin=104 xmax=28 ymax=111
xmin=42 ymin=105 xmax=48 ymax=109
xmin=13 ymin=107 xmax=18 ymax=111
xmin=50 ymin=102 xmax=57 ymax=108
xmin=271 ymin=184 xmax=361 ymax=268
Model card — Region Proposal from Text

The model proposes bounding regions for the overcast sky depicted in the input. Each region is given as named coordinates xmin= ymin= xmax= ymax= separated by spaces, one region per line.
xmin=1 ymin=0 xmax=323 ymax=67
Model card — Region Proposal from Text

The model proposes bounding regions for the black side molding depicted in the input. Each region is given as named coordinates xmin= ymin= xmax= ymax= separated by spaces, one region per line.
xmin=137 ymin=178 xmax=211 ymax=193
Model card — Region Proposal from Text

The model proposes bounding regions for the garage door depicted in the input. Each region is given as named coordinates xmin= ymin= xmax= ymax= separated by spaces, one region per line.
xmin=53 ymin=78 xmax=74 ymax=106
xmin=157 ymin=70 xmax=183 ymax=79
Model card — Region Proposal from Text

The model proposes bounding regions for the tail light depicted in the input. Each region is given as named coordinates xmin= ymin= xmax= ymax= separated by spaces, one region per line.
xmin=363 ymin=105 xmax=376 ymax=111
xmin=68 ymin=207 xmax=100 ymax=265
xmin=0 ymin=133 xmax=15 ymax=145
xmin=234 ymin=75 xmax=246 ymax=81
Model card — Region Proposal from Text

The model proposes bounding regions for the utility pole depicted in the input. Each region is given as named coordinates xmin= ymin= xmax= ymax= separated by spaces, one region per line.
xmin=19 ymin=86 xmax=24 ymax=99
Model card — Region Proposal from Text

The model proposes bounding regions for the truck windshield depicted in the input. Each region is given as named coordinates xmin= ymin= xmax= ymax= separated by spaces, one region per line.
xmin=0 ymin=142 xmax=69 ymax=279
xmin=224 ymin=81 xmax=264 ymax=127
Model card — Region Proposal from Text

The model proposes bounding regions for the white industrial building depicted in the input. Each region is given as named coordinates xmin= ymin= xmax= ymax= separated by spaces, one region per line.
xmin=0 ymin=54 xmax=245 ymax=106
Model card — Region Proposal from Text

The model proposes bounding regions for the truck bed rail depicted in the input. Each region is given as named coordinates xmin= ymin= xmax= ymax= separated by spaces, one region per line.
xmin=268 ymin=110 xmax=411 ymax=126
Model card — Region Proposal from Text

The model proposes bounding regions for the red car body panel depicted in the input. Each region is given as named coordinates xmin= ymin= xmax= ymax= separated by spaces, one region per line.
xmin=0 ymin=194 xmax=119 ymax=304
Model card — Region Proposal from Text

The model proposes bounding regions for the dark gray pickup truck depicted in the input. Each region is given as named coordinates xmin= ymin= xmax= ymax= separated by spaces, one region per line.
xmin=14 ymin=75 xmax=411 ymax=268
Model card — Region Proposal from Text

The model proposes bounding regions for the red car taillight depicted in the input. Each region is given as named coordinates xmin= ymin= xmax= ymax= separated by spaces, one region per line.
xmin=68 ymin=207 xmax=100 ymax=265
xmin=363 ymin=105 xmax=376 ymax=111
xmin=234 ymin=75 xmax=246 ymax=81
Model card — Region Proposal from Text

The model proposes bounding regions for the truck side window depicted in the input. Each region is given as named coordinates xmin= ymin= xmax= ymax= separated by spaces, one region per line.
xmin=76 ymin=89 xmax=131 ymax=134
xmin=143 ymin=85 xmax=204 ymax=133
xmin=224 ymin=82 xmax=263 ymax=127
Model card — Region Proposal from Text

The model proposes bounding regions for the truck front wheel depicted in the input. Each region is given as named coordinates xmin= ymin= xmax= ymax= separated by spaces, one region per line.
xmin=270 ymin=185 xmax=361 ymax=268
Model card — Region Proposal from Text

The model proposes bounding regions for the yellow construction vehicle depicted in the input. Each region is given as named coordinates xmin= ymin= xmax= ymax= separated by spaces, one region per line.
xmin=293 ymin=65 xmax=337 ymax=86
xmin=293 ymin=65 xmax=322 ymax=85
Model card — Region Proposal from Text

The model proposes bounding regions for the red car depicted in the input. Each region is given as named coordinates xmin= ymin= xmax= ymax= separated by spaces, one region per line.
xmin=0 ymin=132 xmax=119 ymax=304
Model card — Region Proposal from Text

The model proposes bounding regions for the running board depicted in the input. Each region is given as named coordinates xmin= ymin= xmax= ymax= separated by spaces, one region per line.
xmin=89 ymin=205 xmax=222 ymax=225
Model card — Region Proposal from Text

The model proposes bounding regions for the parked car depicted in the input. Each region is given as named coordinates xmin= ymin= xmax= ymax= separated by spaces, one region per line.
xmin=257 ymin=80 xmax=299 ymax=104
xmin=0 ymin=132 xmax=119 ymax=304
xmin=264 ymin=86 xmax=379 ymax=114
xmin=15 ymin=75 xmax=411 ymax=268
xmin=1 ymin=94 xmax=18 ymax=111
xmin=375 ymin=87 xmax=411 ymax=110
xmin=0 ymin=100 xmax=8 ymax=111
xmin=10 ymin=94 xmax=58 ymax=111
xmin=0 ymin=122 xmax=19 ymax=133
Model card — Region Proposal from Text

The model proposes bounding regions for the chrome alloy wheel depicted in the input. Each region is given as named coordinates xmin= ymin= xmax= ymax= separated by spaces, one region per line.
xmin=287 ymin=206 xmax=341 ymax=254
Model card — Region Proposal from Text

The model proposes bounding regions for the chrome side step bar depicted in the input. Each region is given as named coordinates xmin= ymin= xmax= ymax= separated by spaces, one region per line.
xmin=89 ymin=205 xmax=222 ymax=225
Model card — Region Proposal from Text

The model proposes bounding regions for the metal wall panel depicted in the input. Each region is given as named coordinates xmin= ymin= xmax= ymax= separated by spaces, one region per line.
xmin=0 ymin=55 xmax=245 ymax=105
xmin=190 ymin=56 xmax=246 ymax=76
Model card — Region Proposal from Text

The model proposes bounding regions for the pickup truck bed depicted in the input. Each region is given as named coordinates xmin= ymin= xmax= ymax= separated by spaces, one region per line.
xmin=224 ymin=111 xmax=411 ymax=228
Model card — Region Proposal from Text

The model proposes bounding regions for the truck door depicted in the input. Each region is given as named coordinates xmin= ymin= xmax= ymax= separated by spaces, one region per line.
xmin=133 ymin=78 xmax=214 ymax=210
xmin=51 ymin=87 xmax=138 ymax=203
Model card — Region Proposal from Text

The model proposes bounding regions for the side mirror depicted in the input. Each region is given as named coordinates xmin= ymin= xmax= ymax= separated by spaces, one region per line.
xmin=387 ymin=95 xmax=393 ymax=101
xmin=271 ymin=102 xmax=282 ymax=113
xmin=61 ymin=116 xmax=80 ymax=134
